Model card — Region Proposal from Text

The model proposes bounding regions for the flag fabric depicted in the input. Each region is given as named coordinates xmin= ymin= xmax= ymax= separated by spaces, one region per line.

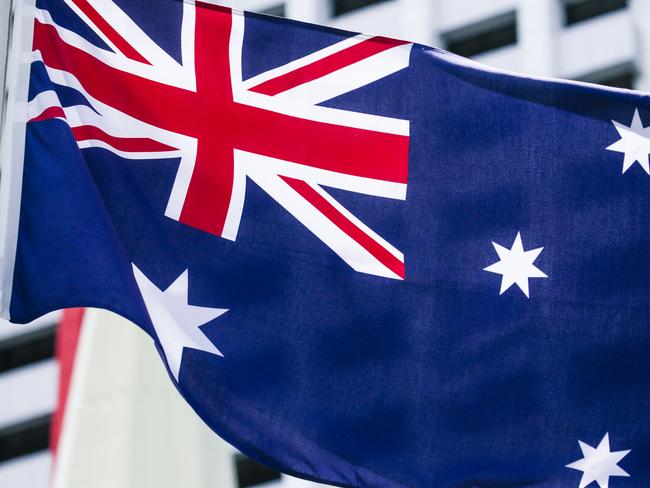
xmin=1 ymin=1 xmax=650 ymax=487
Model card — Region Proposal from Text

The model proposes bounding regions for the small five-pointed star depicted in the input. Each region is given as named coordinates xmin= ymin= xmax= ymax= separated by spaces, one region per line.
xmin=132 ymin=264 xmax=228 ymax=381
xmin=483 ymin=232 xmax=547 ymax=298
xmin=607 ymin=108 xmax=650 ymax=175
xmin=566 ymin=433 xmax=631 ymax=488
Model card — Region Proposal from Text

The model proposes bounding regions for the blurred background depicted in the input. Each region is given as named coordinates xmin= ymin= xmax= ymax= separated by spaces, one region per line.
xmin=0 ymin=0 xmax=649 ymax=487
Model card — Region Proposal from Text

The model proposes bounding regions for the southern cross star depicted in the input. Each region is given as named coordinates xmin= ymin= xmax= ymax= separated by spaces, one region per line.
xmin=607 ymin=108 xmax=650 ymax=175
xmin=483 ymin=232 xmax=547 ymax=298
xmin=566 ymin=433 xmax=631 ymax=488
xmin=132 ymin=264 xmax=228 ymax=381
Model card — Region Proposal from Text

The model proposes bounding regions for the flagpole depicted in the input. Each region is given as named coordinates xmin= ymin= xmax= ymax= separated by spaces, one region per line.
xmin=0 ymin=0 xmax=14 ymax=131
xmin=0 ymin=0 xmax=33 ymax=320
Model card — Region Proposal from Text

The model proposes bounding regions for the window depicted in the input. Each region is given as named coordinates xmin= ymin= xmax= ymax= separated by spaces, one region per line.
xmin=261 ymin=4 xmax=286 ymax=17
xmin=443 ymin=12 xmax=517 ymax=58
xmin=579 ymin=64 xmax=637 ymax=90
xmin=0 ymin=415 xmax=51 ymax=463
xmin=0 ymin=325 xmax=56 ymax=374
xmin=564 ymin=0 xmax=627 ymax=26
xmin=598 ymin=71 xmax=635 ymax=89
xmin=235 ymin=454 xmax=282 ymax=488
xmin=332 ymin=0 xmax=391 ymax=17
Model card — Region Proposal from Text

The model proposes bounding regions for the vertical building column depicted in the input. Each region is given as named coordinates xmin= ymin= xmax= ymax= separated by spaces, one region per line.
xmin=285 ymin=0 xmax=330 ymax=23
xmin=398 ymin=0 xmax=440 ymax=46
xmin=517 ymin=0 xmax=562 ymax=77
xmin=52 ymin=310 xmax=237 ymax=488
xmin=630 ymin=0 xmax=650 ymax=91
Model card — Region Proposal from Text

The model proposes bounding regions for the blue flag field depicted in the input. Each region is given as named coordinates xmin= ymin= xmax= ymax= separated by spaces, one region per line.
xmin=1 ymin=1 xmax=650 ymax=487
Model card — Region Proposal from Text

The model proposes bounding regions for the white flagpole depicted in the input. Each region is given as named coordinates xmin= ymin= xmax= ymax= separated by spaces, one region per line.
xmin=0 ymin=0 xmax=33 ymax=320
xmin=52 ymin=309 xmax=237 ymax=488
xmin=0 ymin=0 xmax=12 ymax=124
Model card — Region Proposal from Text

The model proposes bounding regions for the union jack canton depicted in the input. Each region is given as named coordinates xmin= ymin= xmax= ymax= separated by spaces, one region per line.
xmin=30 ymin=1 xmax=411 ymax=280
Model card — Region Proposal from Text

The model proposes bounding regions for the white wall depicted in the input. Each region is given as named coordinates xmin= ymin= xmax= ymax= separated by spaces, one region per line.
xmin=53 ymin=309 xmax=239 ymax=488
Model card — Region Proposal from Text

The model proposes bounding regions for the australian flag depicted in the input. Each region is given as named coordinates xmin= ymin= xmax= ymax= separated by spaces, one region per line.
xmin=1 ymin=1 xmax=650 ymax=487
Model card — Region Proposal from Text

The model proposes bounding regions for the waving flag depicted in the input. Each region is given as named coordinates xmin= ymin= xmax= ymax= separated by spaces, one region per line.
xmin=1 ymin=1 xmax=650 ymax=487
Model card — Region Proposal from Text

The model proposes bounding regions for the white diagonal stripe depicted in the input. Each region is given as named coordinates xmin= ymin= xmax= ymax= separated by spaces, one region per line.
xmin=307 ymin=182 xmax=404 ymax=262
xmin=27 ymin=89 xmax=64 ymax=120
xmin=241 ymin=34 xmax=368 ymax=91
xmin=247 ymin=170 xmax=401 ymax=279
xmin=35 ymin=8 xmax=193 ymax=89
xmin=270 ymin=43 xmax=412 ymax=106
xmin=228 ymin=12 xmax=409 ymax=135
xmin=85 ymin=0 xmax=182 ymax=70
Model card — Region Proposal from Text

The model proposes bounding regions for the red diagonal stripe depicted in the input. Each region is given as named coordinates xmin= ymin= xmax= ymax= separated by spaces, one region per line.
xmin=72 ymin=125 xmax=176 ymax=152
xmin=33 ymin=21 xmax=191 ymax=133
xmin=29 ymin=106 xmax=66 ymax=122
xmin=282 ymin=176 xmax=405 ymax=279
xmin=70 ymin=0 xmax=150 ymax=64
xmin=249 ymin=36 xmax=409 ymax=96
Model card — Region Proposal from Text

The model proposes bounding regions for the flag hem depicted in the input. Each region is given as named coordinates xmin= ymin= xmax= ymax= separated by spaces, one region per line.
xmin=0 ymin=0 xmax=36 ymax=320
xmin=427 ymin=44 xmax=650 ymax=97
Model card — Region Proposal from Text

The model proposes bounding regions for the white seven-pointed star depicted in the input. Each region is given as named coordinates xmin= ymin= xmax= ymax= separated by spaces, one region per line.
xmin=607 ymin=109 xmax=650 ymax=175
xmin=483 ymin=232 xmax=547 ymax=298
xmin=132 ymin=264 xmax=228 ymax=381
xmin=566 ymin=433 xmax=631 ymax=488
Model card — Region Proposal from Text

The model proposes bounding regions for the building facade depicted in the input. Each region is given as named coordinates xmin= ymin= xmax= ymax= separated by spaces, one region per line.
xmin=1 ymin=0 xmax=649 ymax=487
xmin=238 ymin=0 xmax=649 ymax=91
xmin=0 ymin=313 xmax=59 ymax=487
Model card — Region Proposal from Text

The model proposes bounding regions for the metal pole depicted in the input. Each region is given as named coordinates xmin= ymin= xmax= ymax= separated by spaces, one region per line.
xmin=0 ymin=0 xmax=15 ymax=139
